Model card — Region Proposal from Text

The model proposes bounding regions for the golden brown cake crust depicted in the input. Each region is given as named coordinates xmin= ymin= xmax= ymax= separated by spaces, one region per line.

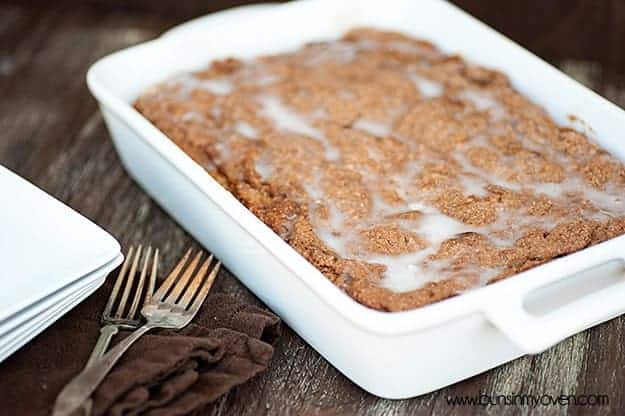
xmin=135 ymin=28 xmax=625 ymax=312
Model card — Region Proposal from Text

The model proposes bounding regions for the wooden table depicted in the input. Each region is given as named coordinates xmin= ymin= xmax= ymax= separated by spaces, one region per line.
xmin=1 ymin=1 xmax=624 ymax=414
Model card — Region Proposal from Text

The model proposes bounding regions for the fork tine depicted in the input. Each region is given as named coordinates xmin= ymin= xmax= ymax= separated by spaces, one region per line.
xmin=164 ymin=251 xmax=203 ymax=304
xmin=114 ymin=245 xmax=142 ymax=318
xmin=178 ymin=255 xmax=213 ymax=309
xmin=145 ymin=248 xmax=159 ymax=304
xmin=102 ymin=246 xmax=134 ymax=319
xmin=188 ymin=261 xmax=221 ymax=313
xmin=127 ymin=246 xmax=152 ymax=319
xmin=153 ymin=248 xmax=192 ymax=301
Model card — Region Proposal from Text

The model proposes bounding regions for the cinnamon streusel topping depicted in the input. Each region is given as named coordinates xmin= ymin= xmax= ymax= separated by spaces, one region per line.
xmin=135 ymin=28 xmax=625 ymax=311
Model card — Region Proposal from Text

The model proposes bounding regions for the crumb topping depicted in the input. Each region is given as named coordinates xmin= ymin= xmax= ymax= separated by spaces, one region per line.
xmin=135 ymin=28 xmax=625 ymax=311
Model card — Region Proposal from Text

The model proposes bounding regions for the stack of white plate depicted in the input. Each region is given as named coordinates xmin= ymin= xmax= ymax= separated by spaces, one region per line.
xmin=0 ymin=165 xmax=122 ymax=362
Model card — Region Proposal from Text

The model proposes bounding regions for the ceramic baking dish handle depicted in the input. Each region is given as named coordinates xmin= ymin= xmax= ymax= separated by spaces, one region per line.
xmin=485 ymin=246 xmax=625 ymax=354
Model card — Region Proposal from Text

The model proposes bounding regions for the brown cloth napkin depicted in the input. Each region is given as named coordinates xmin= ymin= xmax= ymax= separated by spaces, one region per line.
xmin=0 ymin=293 xmax=280 ymax=416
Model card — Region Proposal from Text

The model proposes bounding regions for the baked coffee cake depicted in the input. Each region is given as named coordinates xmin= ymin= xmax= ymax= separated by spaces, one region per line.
xmin=135 ymin=28 xmax=625 ymax=311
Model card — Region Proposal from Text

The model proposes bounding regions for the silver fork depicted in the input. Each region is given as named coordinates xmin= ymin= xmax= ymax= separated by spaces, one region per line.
xmin=85 ymin=245 xmax=158 ymax=368
xmin=53 ymin=249 xmax=221 ymax=416
xmin=80 ymin=245 xmax=158 ymax=416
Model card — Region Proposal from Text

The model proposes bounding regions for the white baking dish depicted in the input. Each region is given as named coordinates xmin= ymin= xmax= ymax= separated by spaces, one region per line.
xmin=87 ymin=0 xmax=625 ymax=398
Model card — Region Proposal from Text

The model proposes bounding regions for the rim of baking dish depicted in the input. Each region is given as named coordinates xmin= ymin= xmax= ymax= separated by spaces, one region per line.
xmin=87 ymin=0 xmax=625 ymax=336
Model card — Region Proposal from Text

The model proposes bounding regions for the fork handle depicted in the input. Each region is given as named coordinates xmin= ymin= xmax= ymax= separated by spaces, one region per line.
xmin=85 ymin=324 xmax=119 ymax=368
xmin=53 ymin=323 xmax=156 ymax=416
xmin=81 ymin=325 xmax=119 ymax=416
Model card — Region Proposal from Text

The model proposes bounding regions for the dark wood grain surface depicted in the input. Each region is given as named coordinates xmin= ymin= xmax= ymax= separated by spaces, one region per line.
xmin=1 ymin=1 xmax=624 ymax=414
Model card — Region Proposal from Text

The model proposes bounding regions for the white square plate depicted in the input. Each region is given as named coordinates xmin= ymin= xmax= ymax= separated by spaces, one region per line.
xmin=0 ymin=165 xmax=121 ymax=325
xmin=0 ymin=255 xmax=121 ymax=339
xmin=0 ymin=271 xmax=107 ymax=362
